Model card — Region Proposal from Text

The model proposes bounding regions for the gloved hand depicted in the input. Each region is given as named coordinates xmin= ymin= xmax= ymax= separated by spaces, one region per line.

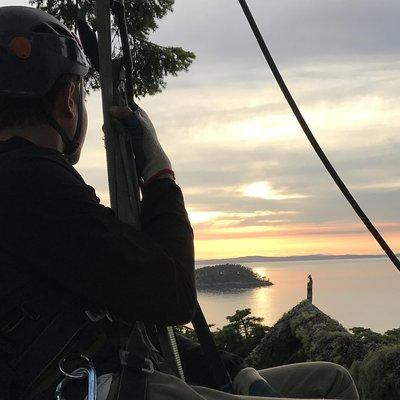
xmin=109 ymin=106 xmax=174 ymax=184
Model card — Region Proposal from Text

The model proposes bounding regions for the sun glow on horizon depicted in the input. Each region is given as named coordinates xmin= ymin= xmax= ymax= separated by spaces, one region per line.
xmin=194 ymin=230 xmax=400 ymax=260
xmin=241 ymin=181 xmax=308 ymax=200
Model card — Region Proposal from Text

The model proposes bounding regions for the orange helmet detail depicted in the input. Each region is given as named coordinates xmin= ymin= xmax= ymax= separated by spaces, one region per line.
xmin=9 ymin=36 xmax=32 ymax=59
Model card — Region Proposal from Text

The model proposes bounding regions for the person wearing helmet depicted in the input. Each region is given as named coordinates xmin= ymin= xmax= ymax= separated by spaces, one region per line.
xmin=0 ymin=5 xmax=196 ymax=399
xmin=0 ymin=6 xmax=359 ymax=400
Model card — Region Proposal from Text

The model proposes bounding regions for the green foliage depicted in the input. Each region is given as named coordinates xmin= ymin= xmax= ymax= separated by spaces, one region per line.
xmin=176 ymin=308 xmax=269 ymax=358
xmin=384 ymin=328 xmax=400 ymax=345
xmin=350 ymin=345 xmax=400 ymax=400
xmin=287 ymin=306 xmax=369 ymax=369
xmin=350 ymin=327 xmax=400 ymax=350
xmin=213 ymin=308 xmax=270 ymax=358
xmin=132 ymin=38 xmax=194 ymax=97
xmin=30 ymin=0 xmax=195 ymax=97
xmin=350 ymin=327 xmax=386 ymax=348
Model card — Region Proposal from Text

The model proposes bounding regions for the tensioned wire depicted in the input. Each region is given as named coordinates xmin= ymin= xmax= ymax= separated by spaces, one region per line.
xmin=238 ymin=0 xmax=400 ymax=273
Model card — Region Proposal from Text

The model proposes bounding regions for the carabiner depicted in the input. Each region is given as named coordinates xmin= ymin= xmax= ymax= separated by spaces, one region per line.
xmin=55 ymin=355 xmax=97 ymax=400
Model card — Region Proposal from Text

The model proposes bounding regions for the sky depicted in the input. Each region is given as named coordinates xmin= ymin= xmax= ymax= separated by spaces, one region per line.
xmin=5 ymin=0 xmax=400 ymax=260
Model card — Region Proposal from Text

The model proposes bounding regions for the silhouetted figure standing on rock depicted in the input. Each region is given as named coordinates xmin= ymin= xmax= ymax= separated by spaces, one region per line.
xmin=307 ymin=275 xmax=313 ymax=303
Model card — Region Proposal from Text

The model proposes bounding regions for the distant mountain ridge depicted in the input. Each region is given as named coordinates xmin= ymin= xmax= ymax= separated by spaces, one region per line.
xmin=196 ymin=253 xmax=397 ymax=266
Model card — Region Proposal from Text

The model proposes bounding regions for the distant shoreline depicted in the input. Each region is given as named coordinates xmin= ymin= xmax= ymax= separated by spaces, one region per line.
xmin=196 ymin=253 xmax=397 ymax=266
xmin=196 ymin=281 xmax=273 ymax=290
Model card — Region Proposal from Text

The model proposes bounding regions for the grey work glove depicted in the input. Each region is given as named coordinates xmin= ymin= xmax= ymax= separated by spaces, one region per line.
xmin=109 ymin=106 xmax=174 ymax=183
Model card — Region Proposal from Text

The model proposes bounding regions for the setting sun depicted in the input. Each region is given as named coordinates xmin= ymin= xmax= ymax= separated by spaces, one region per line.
xmin=241 ymin=181 xmax=307 ymax=200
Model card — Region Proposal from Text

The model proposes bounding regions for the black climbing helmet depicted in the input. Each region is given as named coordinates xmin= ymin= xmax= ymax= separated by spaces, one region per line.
xmin=0 ymin=5 xmax=89 ymax=98
xmin=0 ymin=6 xmax=90 ymax=156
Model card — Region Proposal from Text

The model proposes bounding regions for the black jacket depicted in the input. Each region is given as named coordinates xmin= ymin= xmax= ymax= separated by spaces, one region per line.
xmin=0 ymin=137 xmax=196 ymax=396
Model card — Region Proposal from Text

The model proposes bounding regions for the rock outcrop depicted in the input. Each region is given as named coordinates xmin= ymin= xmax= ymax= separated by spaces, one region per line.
xmin=246 ymin=300 xmax=369 ymax=369
xmin=246 ymin=300 xmax=400 ymax=399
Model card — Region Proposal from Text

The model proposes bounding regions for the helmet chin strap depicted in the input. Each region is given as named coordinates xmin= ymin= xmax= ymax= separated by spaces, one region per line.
xmin=46 ymin=78 xmax=84 ymax=157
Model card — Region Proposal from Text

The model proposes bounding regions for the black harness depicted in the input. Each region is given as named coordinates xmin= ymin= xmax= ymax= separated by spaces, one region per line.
xmin=0 ymin=282 xmax=157 ymax=399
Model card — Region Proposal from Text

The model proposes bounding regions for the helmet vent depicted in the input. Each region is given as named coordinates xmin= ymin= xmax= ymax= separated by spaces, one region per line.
xmin=33 ymin=22 xmax=73 ymax=39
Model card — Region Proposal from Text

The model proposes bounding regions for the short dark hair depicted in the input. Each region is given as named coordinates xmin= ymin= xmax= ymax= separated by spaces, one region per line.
xmin=0 ymin=74 xmax=80 ymax=130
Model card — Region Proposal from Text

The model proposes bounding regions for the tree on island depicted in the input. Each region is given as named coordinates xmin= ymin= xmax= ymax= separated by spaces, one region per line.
xmin=195 ymin=264 xmax=272 ymax=289
xmin=31 ymin=0 xmax=195 ymax=96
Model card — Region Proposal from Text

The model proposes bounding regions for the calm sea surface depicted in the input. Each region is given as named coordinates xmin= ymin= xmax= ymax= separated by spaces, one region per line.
xmin=196 ymin=258 xmax=400 ymax=333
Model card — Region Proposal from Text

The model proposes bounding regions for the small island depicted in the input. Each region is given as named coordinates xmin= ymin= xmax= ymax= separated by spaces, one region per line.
xmin=195 ymin=263 xmax=273 ymax=290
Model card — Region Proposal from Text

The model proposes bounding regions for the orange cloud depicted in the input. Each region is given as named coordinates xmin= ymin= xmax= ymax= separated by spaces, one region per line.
xmin=194 ymin=230 xmax=400 ymax=260
xmin=193 ymin=220 xmax=400 ymax=259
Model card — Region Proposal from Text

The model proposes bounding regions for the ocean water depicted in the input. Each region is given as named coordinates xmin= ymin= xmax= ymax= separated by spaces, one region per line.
xmin=196 ymin=258 xmax=400 ymax=333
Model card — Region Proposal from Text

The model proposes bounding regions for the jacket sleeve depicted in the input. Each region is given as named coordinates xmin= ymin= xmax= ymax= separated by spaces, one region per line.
xmin=5 ymin=155 xmax=196 ymax=325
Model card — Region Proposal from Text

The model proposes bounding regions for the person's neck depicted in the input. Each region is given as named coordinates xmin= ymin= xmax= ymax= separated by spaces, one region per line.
xmin=0 ymin=124 xmax=64 ymax=153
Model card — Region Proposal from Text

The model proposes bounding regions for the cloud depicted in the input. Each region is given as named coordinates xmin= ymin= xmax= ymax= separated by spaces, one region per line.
xmin=150 ymin=0 xmax=400 ymax=75
xmin=191 ymin=210 xmax=298 ymax=231
xmin=75 ymin=0 xmax=400 ymax=256
xmin=194 ymin=218 xmax=400 ymax=241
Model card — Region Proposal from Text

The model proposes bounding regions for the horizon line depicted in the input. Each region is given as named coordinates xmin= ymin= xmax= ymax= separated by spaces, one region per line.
xmin=196 ymin=253 xmax=400 ymax=264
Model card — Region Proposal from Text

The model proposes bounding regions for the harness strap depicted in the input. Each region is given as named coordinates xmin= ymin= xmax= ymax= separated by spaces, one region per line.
xmin=46 ymin=115 xmax=80 ymax=155
xmin=116 ymin=368 xmax=148 ymax=400
xmin=13 ymin=309 xmax=90 ymax=396
xmin=192 ymin=305 xmax=233 ymax=392
xmin=115 ymin=321 xmax=154 ymax=400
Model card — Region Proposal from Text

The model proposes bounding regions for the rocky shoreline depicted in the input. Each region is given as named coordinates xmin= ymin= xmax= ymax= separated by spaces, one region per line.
xmin=246 ymin=301 xmax=400 ymax=399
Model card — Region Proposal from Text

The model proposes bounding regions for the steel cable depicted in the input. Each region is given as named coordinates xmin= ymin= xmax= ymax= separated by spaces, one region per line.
xmin=238 ymin=0 xmax=400 ymax=272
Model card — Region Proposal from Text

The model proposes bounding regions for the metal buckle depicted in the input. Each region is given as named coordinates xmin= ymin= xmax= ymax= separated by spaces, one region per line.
xmin=141 ymin=358 xmax=154 ymax=374
xmin=119 ymin=349 xmax=129 ymax=366
xmin=119 ymin=351 xmax=154 ymax=374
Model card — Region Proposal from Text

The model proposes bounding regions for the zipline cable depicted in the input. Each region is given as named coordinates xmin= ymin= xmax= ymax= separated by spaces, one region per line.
xmin=238 ymin=0 xmax=400 ymax=273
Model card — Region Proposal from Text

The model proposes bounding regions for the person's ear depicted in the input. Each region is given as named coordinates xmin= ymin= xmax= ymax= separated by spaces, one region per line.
xmin=53 ymin=81 xmax=77 ymax=120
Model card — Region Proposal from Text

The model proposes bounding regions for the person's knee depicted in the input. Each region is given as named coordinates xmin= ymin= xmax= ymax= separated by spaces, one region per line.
xmin=319 ymin=362 xmax=347 ymax=371
xmin=311 ymin=362 xmax=358 ymax=399
xmin=316 ymin=362 xmax=352 ymax=379
xmin=317 ymin=362 xmax=356 ymax=391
